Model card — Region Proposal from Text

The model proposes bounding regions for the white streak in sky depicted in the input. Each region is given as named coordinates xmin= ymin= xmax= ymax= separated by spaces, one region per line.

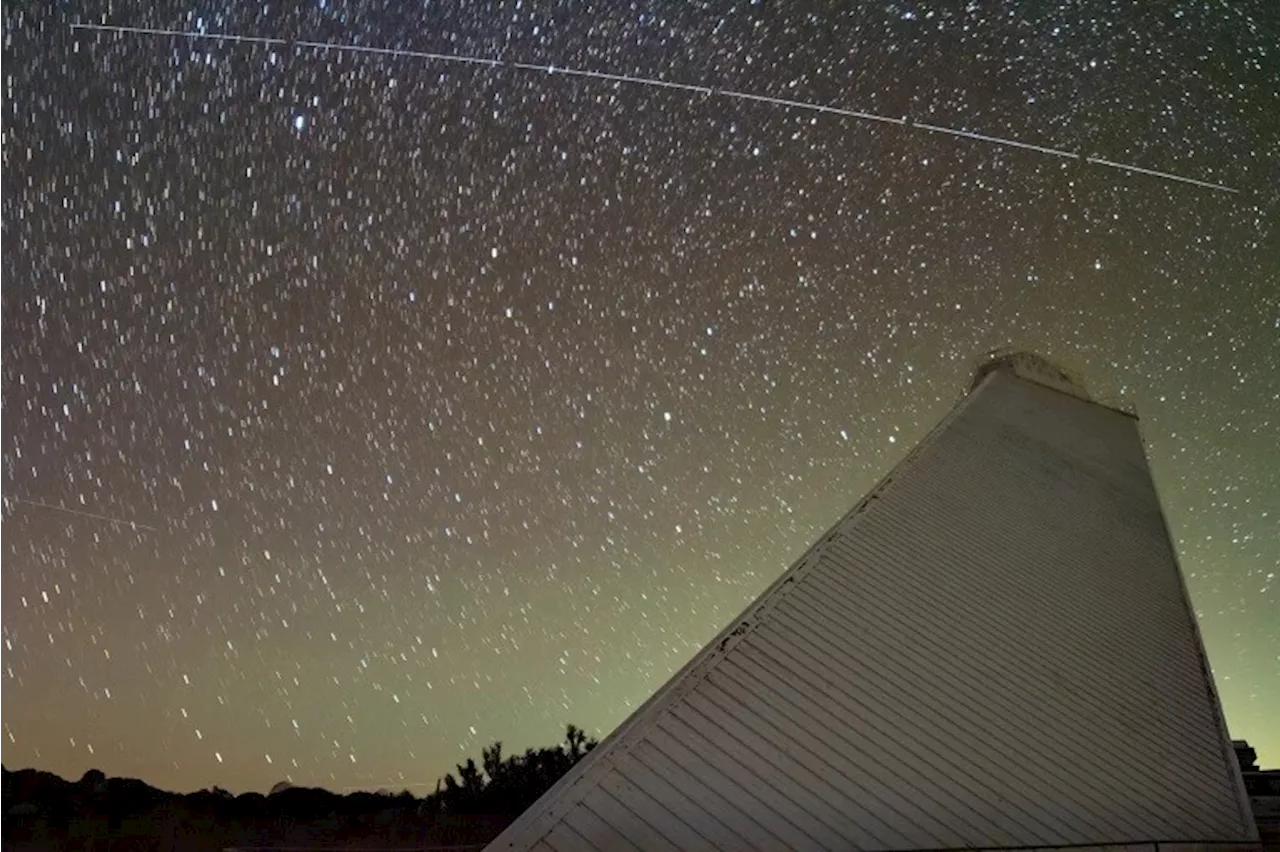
xmin=69 ymin=23 xmax=1239 ymax=195
xmin=13 ymin=498 xmax=159 ymax=532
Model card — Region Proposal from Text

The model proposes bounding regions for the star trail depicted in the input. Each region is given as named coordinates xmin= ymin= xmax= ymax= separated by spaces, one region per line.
xmin=3 ymin=2 xmax=1278 ymax=796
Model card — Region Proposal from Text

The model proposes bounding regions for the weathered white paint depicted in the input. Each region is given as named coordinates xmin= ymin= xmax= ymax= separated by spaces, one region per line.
xmin=484 ymin=361 xmax=1259 ymax=851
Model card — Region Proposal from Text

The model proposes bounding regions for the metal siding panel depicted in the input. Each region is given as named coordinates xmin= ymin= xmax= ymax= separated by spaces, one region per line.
xmin=700 ymin=662 xmax=950 ymax=847
xmin=857 ymin=438 xmax=1239 ymax=833
xmin=542 ymin=819 xmax=606 ymax=852
xmin=756 ymin=606 xmax=1098 ymax=841
xmin=624 ymin=741 xmax=777 ymax=851
xmin=681 ymin=682 xmax=913 ymax=849
xmin=561 ymin=802 xmax=640 ymax=852
xmin=795 ymin=554 xmax=1169 ymax=825
xmin=592 ymin=767 xmax=724 ymax=852
xmin=827 ymin=516 xmax=1223 ymax=798
xmin=644 ymin=726 xmax=808 ymax=849
xmin=802 ymin=515 xmax=1209 ymax=835
xmin=817 ymin=518 xmax=1212 ymax=762
xmin=771 ymin=587 xmax=1159 ymax=839
xmin=484 ymin=372 xmax=1256 ymax=851
xmin=942 ymin=375 xmax=1247 ymax=836
xmin=575 ymin=784 xmax=684 ymax=852
xmin=714 ymin=648 xmax=1035 ymax=846
xmin=860 ymin=483 xmax=1198 ymax=711
xmin=766 ymin=631 xmax=1087 ymax=840
xmin=656 ymin=713 xmax=840 ymax=851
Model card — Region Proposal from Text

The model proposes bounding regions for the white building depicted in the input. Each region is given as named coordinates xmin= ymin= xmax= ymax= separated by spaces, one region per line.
xmin=486 ymin=352 xmax=1259 ymax=852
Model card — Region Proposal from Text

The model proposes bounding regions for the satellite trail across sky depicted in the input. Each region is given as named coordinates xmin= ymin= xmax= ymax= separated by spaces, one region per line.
xmin=70 ymin=22 xmax=1239 ymax=195
xmin=11 ymin=498 xmax=160 ymax=532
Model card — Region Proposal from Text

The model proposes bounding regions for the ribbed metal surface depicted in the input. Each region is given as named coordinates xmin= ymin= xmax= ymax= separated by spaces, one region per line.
xmin=485 ymin=370 xmax=1257 ymax=851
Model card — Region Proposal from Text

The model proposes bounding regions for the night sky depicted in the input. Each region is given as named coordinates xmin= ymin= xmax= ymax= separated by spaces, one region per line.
xmin=3 ymin=2 xmax=1277 ymax=795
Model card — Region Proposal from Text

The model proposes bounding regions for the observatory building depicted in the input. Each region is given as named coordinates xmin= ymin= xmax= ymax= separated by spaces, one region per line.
xmin=485 ymin=351 xmax=1259 ymax=851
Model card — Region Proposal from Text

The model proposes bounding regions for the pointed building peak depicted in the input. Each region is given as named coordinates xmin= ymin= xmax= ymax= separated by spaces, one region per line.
xmin=971 ymin=348 xmax=1091 ymax=401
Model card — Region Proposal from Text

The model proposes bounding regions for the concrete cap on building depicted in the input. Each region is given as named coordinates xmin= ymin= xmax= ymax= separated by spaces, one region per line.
xmin=971 ymin=349 xmax=1092 ymax=402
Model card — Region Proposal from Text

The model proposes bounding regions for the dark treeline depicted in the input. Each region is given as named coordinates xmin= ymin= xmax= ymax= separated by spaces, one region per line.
xmin=2 ymin=723 xmax=599 ymax=851
xmin=442 ymin=723 xmax=598 ymax=816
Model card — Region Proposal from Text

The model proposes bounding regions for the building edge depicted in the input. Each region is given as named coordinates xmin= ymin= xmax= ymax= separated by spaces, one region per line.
xmin=484 ymin=371 xmax=1005 ymax=851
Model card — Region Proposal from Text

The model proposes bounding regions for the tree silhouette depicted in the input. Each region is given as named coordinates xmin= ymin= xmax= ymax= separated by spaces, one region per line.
xmin=78 ymin=769 xmax=106 ymax=789
xmin=482 ymin=741 xmax=505 ymax=783
xmin=431 ymin=723 xmax=599 ymax=816
xmin=565 ymin=724 xmax=588 ymax=760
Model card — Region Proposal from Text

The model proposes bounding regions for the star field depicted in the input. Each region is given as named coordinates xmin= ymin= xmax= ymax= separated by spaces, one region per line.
xmin=2 ymin=2 xmax=1278 ymax=794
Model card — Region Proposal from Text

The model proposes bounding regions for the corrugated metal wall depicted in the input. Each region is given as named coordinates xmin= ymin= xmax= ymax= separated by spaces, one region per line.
xmin=485 ymin=370 xmax=1257 ymax=852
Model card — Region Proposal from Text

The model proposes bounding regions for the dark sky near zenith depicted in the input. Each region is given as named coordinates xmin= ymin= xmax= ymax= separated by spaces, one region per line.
xmin=2 ymin=1 xmax=1277 ymax=795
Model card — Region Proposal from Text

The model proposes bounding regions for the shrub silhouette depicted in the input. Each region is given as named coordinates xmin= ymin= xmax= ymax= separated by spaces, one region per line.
xmin=436 ymin=723 xmax=600 ymax=816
